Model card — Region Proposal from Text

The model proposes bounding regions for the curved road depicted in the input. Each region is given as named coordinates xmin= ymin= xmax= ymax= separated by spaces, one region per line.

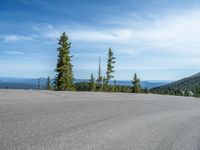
xmin=0 ymin=90 xmax=200 ymax=150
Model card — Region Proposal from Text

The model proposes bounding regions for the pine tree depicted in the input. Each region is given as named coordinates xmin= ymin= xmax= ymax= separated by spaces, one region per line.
xmin=89 ymin=73 xmax=96 ymax=91
xmin=143 ymin=87 xmax=148 ymax=94
xmin=132 ymin=73 xmax=141 ymax=93
xmin=46 ymin=76 xmax=52 ymax=90
xmin=55 ymin=32 xmax=74 ymax=91
xmin=97 ymin=57 xmax=103 ymax=91
xmin=106 ymin=48 xmax=115 ymax=85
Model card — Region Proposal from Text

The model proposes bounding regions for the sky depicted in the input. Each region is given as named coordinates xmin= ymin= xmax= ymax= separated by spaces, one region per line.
xmin=1 ymin=0 xmax=200 ymax=80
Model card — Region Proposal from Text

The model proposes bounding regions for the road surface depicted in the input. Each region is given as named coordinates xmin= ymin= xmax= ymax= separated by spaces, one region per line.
xmin=0 ymin=90 xmax=200 ymax=150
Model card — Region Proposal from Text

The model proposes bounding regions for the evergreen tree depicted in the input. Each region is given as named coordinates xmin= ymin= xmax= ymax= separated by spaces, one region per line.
xmin=55 ymin=32 xmax=74 ymax=91
xmin=46 ymin=76 xmax=52 ymax=90
xmin=143 ymin=87 xmax=149 ymax=94
xmin=89 ymin=73 xmax=96 ymax=91
xmin=184 ymin=90 xmax=190 ymax=96
xmin=97 ymin=57 xmax=103 ymax=91
xmin=132 ymin=73 xmax=141 ymax=93
xmin=106 ymin=48 xmax=115 ymax=85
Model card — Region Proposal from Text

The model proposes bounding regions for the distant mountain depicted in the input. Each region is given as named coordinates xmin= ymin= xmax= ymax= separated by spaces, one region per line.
xmin=75 ymin=79 xmax=170 ymax=89
xmin=0 ymin=77 xmax=47 ymax=89
xmin=108 ymin=80 xmax=170 ymax=89
xmin=0 ymin=77 xmax=170 ymax=90
xmin=150 ymin=72 xmax=200 ymax=95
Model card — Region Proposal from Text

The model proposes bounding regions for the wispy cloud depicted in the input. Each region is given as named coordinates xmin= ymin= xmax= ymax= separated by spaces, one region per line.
xmin=3 ymin=5 xmax=200 ymax=79
xmin=33 ymin=24 xmax=132 ymax=42
xmin=32 ymin=7 xmax=200 ymax=71
xmin=21 ymin=0 xmax=46 ymax=5
xmin=1 ymin=34 xmax=34 ymax=42
xmin=5 ymin=50 xmax=24 ymax=55
xmin=34 ymin=8 xmax=200 ymax=55
xmin=129 ymin=9 xmax=200 ymax=55
xmin=30 ymin=10 xmax=198 ymax=69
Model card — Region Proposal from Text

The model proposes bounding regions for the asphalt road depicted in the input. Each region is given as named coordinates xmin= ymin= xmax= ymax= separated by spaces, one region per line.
xmin=1 ymin=90 xmax=200 ymax=150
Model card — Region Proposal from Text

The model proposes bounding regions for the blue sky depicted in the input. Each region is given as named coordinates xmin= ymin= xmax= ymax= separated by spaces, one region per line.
xmin=1 ymin=0 xmax=200 ymax=80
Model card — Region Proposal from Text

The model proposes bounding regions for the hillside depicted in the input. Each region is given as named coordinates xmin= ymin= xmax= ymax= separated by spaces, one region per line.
xmin=150 ymin=72 xmax=200 ymax=96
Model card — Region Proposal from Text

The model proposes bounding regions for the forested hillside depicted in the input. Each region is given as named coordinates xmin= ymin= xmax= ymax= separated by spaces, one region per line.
xmin=150 ymin=72 xmax=200 ymax=96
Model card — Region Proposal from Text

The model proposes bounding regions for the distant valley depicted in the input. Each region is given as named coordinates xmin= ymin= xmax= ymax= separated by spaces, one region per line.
xmin=0 ymin=77 xmax=171 ymax=90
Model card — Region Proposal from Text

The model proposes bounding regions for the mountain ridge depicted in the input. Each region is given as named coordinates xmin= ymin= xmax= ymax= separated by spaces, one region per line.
xmin=150 ymin=72 xmax=200 ymax=96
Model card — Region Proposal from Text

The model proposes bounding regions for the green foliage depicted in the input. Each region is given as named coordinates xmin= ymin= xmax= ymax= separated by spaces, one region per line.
xmin=50 ymin=33 xmax=151 ymax=94
xmin=46 ymin=76 xmax=52 ymax=90
xmin=102 ymin=77 xmax=105 ymax=90
xmin=132 ymin=73 xmax=141 ymax=93
xmin=114 ymin=85 xmax=132 ymax=93
xmin=75 ymin=82 xmax=132 ymax=93
xmin=75 ymin=82 xmax=90 ymax=91
xmin=89 ymin=73 xmax=96 ymax=91
xmin=106 ymin=48 xmax=116 ymax=85
xmin=150 ymin=73 xmax=200 ymax=96
xmin=113 ymin=80 xmax=117 ymax=92
xmin=54 ymin=32 xmax=74 ymax=91
xmin=141 ymin=87 xmax=149 ymax=94
xmin=74 ymin=81 xmax=148 ymax=94
xmin=194 ymin=87 xmax=200 ymax=97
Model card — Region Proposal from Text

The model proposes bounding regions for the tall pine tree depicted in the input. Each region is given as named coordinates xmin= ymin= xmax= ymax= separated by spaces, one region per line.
xmin=106 ymin=48 xmax=115 ymax=85
xmin=132 ymin=73 xmax=141 ymax=93
xmin=55 ymin=32 xmax=74 ymax=91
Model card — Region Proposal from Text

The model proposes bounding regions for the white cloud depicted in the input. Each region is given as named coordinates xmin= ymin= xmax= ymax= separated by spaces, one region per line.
xmin=36 ymin=9 xmax=200 ymax=53
xmin=5 ymin=50 xmax=24 ymax=55
xmin=21 ymin=0 xmax=45 ymax=5
xmin=74 ymin=8 xmax=200 ymax=57
xmin=32 ymin=7 xmax=200 ymax=71
xmin=1 ymin=35 xmax=33 ymax=42
xmin=33 ymin=24 xmax=133 ymax=42
xmin=132 ymin=9 xmax=200 ymax=54
xmin=70 ymin=29 xmax=132 ymax=42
